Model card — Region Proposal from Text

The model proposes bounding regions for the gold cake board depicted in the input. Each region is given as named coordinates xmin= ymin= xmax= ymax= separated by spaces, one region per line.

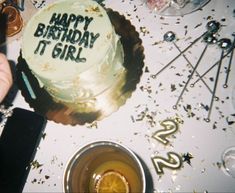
xmin=16 ymin=9 xmax=145 ymax=125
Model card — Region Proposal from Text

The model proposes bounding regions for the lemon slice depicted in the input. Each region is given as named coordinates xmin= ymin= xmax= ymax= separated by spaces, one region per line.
xmin=95 ymin=171 xmax=130 ymax=193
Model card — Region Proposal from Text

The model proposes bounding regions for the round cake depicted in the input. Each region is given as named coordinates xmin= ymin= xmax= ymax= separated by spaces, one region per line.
xmin=21 ymin=0 xmax=125 ymax=103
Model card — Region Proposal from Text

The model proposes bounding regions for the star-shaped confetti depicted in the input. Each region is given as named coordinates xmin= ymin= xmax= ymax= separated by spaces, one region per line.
xmin=182 ymin=152 xmax=193 ymax=165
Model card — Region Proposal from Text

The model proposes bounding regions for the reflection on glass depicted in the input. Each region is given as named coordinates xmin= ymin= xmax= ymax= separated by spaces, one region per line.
xmin=146 ymin=0 xmax=210 ymax=16
xmin=222 ymin=146 xmax=235 ymax=178
xmin=232 ymin=86 xmax=235 ymax=109
xmin=63 ymin=141 xmax=146 ymax=193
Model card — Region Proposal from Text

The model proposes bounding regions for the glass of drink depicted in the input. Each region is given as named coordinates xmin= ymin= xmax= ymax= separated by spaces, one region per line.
xmin=63 ymin=141 xmax=146 ymax=193
xmin=232 ymin=85 xmax=235 ymax=109
xmin=146 ymin=0 xmax=210 ymax=16
xmin=221 ymin=146 xmax=235 ymax=178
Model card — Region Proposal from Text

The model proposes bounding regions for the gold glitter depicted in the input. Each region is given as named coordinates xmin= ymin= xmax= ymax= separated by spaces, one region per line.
xmin=140 ymin=26 xmax=149 ymax=36
xmin=46 ymin=86 xmax=58 ymax=97
xmin=85 ymin=5 xmax=102 ymax=16
xmin=107 ymin=33 xmax=112 ymax=39
xmin=30 ymin=160 xmax=43 ymax=169
xmin=72 ymin=77 xmax=80 ymax=87
xmin=42 ymin=133 xmax=47 ymax=140
xmin=86 ymin=121 xmax=98 ymax=129
xmin=152 ymin=40 xmax=164 ymax=46
xmin=174 ymin=115 xmax=184 ymax=124
xmin=41 ymin=63 xmax=54 ymax=72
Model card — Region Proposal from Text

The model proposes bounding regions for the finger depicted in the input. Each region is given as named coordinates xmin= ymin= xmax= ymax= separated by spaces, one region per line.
xmin=0 ymin=53 xmax=13 ymax=102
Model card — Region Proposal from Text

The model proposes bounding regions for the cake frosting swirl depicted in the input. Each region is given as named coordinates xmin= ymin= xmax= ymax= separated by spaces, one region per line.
xmin=22 ymin=0 xmax=124 ymax=103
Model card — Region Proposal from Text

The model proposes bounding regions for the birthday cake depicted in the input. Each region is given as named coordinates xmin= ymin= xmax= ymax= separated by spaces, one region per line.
xmin=21 ymin=0 xmax=125 ymax=103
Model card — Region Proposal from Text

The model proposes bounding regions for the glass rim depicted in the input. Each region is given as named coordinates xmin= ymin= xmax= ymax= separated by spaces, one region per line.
xmin=221 ymin=146 xmax=235 ymax=178
xmin=63 ymin=140 xmax=146 ymax=193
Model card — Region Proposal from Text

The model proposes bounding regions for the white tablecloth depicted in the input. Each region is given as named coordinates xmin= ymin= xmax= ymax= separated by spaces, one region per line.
xmin=5 ymin=0 xmax=235 ymax=192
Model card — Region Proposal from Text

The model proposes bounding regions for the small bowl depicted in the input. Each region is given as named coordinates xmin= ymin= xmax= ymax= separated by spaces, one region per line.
xmin=63 ymin=141 xmax=146 ymax=193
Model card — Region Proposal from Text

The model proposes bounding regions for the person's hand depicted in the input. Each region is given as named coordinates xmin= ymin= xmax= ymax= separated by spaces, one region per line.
xmin=0 ymin=53 xmax=13 ymax=102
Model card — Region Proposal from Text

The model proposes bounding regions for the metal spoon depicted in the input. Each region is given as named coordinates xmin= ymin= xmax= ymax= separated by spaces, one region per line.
xmin=205 ymin=38 xmax=232 ymax=122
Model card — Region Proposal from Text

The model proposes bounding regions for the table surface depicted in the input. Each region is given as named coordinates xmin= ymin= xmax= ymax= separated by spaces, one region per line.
xmin=4 ymin=0 xmax=235 ymax=192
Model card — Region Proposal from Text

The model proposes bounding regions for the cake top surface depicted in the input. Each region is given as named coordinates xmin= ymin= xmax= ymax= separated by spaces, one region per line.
xmin=22 ymin=0 xmax=114 ymax=80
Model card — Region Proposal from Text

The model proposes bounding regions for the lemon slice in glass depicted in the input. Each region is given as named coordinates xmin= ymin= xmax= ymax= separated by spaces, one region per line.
xmin=95 ymin=171 xmax=130 ymax=193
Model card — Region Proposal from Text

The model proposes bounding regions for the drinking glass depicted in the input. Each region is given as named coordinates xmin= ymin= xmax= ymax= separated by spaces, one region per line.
xmin=63 ymin=141 xmax=146 ymax=193
xmin=221 ymin=146 xmax=235 ymax=178
xmin=146 ymin=0 xmax=210 ymax=16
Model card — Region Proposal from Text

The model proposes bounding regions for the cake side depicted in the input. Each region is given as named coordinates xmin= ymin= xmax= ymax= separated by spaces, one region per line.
xmin=45 ymin=37 xmax=124 ymax=103
xmin=21 ymin=0 xmax=125 ymax=103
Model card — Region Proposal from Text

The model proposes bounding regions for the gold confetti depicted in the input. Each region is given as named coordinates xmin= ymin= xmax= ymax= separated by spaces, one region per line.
xmin=30 ymin=160 xmax=43 ymax=169
xmin=140 ymin=26 xmax=150 ymax=36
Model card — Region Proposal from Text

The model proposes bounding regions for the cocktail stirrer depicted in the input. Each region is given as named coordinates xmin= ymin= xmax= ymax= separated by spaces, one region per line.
xmin=205 ymin=38 xmax=232 ymax=122
xmin=223 ymin=33 xmax=235 ymax=88
xmin=151 ymin=20 xmax=221 ymax=79
xmin=173 ymin=33 xmax=217 ymax=109
xmin=163 ymin=31 xmax=214 ymax=94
